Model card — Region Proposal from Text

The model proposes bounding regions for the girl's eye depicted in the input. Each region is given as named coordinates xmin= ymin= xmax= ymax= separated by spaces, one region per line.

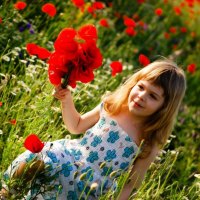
xmin=150 ymin=94 xmax=157 ymax=100
xmin=138 ymin=85 xmax=144 ymax=90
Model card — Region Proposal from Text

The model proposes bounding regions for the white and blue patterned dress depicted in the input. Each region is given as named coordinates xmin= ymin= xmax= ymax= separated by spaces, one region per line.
xmin=2 ymin=104 xmax=139 ymax=200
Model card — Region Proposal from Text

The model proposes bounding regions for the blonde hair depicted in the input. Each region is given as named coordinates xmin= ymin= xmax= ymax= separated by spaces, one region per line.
xmin=103 ymin=59 xmax=186 ymax=158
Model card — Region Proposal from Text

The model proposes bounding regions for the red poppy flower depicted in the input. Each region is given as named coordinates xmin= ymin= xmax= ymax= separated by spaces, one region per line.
xmin=99 ymin=18 xmax=109 ymax=27
xmin=14 ymin=1 xmax=27 ymax=10
xmin=41 ymin=3 xmax=57 ymax=17
xmin=0 ymin=18 xmax=2 ymax=24
xmin=71 ymin=0 xmax=85 ymax=8
xmin=54 ymin=29 xmax=78 ymax=59
xmin=125 ymin=27 xmax=137 ymax=36
xmin=169 ymin=27 xmax=177 ymax=34
xmin=164 ymin=32 xmax=170 ymax=39
xmin=24 ymin=134 xmax=44 ymax=153
xmin=137 ymin=0 xmax=145 ymax=4
xmin=139 ymin=54 xmax=150 ymax=66
xmin=155 ymin=8 xmax=163 ymax=16
xmin=110 ymin=61 xmax=123 ymax=76
xmin=87 ymin=6 xmax=95 ymax=14
xmin=78 ymin=24 xmax=97 ymax=41
xmin=10 ymin=119 xmax=17 ymax=125
xmin=187 ymin=63 xmax=196 ymax=74
xmin=36 ymin=46 xmax=52 ymax=60
xmin=48 ymin=24 xmax=102 ymax=88
xmin=92 ymin=1 xmax=105 ymax=10
xmin=174 ymin=6 xmax=182 ymax=15
xmin=0 ymin=102 xmax=2 ymax=107
xmin=26 ymin=43 xmax=51 ymax=60
xmin=124 ymin=17 xmax=136 ymax=27
xmin=180 ymin=27 xmax=187 ymax=33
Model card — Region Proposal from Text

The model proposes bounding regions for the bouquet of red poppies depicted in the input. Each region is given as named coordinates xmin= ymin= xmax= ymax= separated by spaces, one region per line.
xmin=48 ymin=24 xmax=103 ymax=88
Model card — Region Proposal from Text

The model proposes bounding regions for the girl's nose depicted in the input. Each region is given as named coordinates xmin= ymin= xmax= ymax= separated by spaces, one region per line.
xmin=138 ymin=91 xmax=147 ymax=101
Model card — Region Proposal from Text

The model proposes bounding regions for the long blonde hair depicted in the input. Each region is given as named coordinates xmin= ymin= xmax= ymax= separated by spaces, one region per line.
xmin=103 ymin=59 xmax=186 ymax=158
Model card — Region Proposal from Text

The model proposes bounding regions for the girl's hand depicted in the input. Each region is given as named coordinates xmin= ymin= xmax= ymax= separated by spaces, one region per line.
xmin=53 ymin=85 xmax=71 ymax=103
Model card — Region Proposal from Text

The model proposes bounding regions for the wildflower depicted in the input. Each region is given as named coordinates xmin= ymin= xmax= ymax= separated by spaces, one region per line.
xmin=0 ymin=17 xmax=2 ymax=24
xmin=26 ymin=43 xmax=51 ymax=60
xmin=187 ymin=63 xmax=196 ymax=74
xmin=169 ymin=27 xmax=177 ymax=34
xmin=139 ymin=54 xmax=150 ymax=66
xmin=194 ymin=174 xmax=200 ymax=179
xmin=125 ymin=27 xmax=137 ymax=36
xmin=123 ymin=17 xmax=136 ymax=27
xmin=110 ymin=61 xmax=123 ymax=76
xmin=99 ymin=18 xmax=109 ymax=27
xmin=180 ymin=27 xmax=187 ymax=33
xmin=14 ymin=1 xmax=27 ymax=10
xmin=155 ymin=8 xmax=163 ymax=16
xmin=0 ymin=102 xmax=2 ymax=107
xmin=137 ymin=0 xmax=145 ymax=4
xmin=174 ymin=6 xmax=182 ymax=15
xmin=24 ymin=134 xmax=44 ymax=153
xmin=48 ymin=24 xmax=102 ymax=88
xmin=29 ymin=29 xmax=35 ymax=34
xmin=10 ymin=119 xmax=17 ymax=125
xmin=41 ymin=3 xmax=57 ymax=17
xmin=71 ymin=0 xmax=85 ymax=8
xmin=164 ymin=32 xmax=170 ymax=39
xmin=92 ymin=1 xmax=105 ymax=10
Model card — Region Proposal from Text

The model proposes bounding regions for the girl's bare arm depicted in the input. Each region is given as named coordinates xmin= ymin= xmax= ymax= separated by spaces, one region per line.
xmin=53 ymin=86 xmax=100 ymax=134
xmin=118 ymin=145 xmax=160 ymax=200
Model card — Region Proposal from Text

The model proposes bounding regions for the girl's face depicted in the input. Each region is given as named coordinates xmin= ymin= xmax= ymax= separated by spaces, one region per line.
xmin=127 ymin=80 xmax=164 ymax=119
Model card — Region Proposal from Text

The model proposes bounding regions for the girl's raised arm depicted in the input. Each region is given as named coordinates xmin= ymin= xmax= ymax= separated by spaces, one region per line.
xmin=53 ymin=86 xmax=100 ymax=134
xmin=118 ymin=145 xmax=160 ymax=200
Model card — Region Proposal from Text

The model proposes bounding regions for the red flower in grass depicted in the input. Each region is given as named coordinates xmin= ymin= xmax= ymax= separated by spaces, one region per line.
xmin=26 ymin=43 xmax=52 ymax=60
xmin=169 ymin=27 xmax=177 ymax=34
xmin=110 ymin=61 xmax=123 ymax=76
xmin=164 ymin=32 xmax=170 ymax=39
xmin=42 ymin=3 xmax=57 ymax=17
xmin=0 ymin=102 xmax=2 ymax=107
xmin=14 ymin=1 xmax=27 ymax=10
xmin=155 ymin=8 xmax=163 ymax=16
xmin=77 ymin=24 xmax=97 ymax=41
xmin=24 ymin=134 xmax=44 ymax=153
xmin=48 ymin=24 xmax=102 ymax=88
xmin=71 ymin=0 xmax=85 ymax=8
xmin=139 ymin=54 xmax=150 ymax=66
xmin=124 ymin=17 xmax=136 ymax=27
xmin=125 ymin=27 xmax=137 ymax=36
xmin=10 ymin=119 xmax=17 ymax=125
xmin=137 ymin=0 xmax=145 ymax=4
xmin=92 ymin=1 xmax=105 ymax=10
xmin=174 ymin=6 xmax=182 ymax=15
xmin=187 ymin=63 xmax=196 ymax=74
xmin=99 ymin=18 xmax=109 ymax=27
xmin=0 ymin=18 xmax=2 ymax=24
xmin=180 ymin=27 xmax=187 ymax=33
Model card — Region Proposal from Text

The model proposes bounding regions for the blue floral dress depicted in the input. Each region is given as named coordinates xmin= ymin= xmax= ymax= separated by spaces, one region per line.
xmin=2 ymin=104 xmax=139 ymax=200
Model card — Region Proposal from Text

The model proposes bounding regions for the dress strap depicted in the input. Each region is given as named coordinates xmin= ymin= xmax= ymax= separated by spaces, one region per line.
xmin=100 ymin=102 xmax=105 ymax=116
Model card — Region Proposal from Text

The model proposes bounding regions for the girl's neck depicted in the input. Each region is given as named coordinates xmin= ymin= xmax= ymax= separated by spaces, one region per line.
xmin=121 ymin=105 xmax=145 ymax=130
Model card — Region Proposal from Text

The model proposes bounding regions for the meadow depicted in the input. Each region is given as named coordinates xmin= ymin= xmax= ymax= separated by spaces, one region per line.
xmin=0 ymin=0 xmax=200 ymax=199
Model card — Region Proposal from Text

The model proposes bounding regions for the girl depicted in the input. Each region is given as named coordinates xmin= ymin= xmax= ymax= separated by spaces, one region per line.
xmin=0 ymin=59 xmax=186 ymax=200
